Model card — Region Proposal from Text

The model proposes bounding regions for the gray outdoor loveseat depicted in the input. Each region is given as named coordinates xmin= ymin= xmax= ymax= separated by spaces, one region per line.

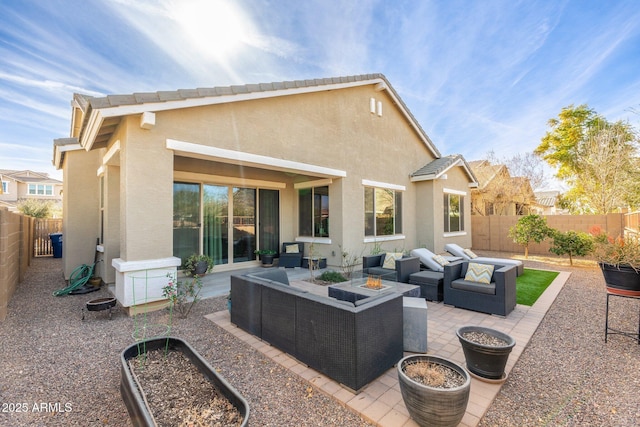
xmin=229 ymin=270 xmax=404 ymax=392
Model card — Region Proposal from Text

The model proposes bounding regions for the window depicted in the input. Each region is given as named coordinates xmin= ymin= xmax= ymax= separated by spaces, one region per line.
xmin=444 ymin=192 xmax=464 ymax=232
xmin=28 ymin=184 xmax=54 ymax=196
xmin=365 ymin=187 xmax=403 ymax=236
xmin=1 ymin=181 xmax=8 ymax=193
xmin=298 ymin=186 xmax=329 ymax=237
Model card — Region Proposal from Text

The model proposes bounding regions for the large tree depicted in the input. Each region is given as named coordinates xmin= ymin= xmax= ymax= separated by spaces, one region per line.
xmin=535 ymin=104 xmax=639 ymax=213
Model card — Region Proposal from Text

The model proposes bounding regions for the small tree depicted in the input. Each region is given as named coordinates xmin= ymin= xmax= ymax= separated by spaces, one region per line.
xmin=508 ymin=214 xmax=550 ymax=258
xmin=548 ymin=230 xmax=594 ymax=266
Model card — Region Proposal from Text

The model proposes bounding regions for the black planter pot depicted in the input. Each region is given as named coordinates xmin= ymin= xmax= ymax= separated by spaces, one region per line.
xmin=599 ymin=262 xmax=640 ymax=296
xmin=192 ymin=260 xmax=209 ymax=275
xmin=397 ymin=354 xmax=470 ymax=427
xmin=261 ymin=254 xmax=275 ymax=267
xmin=120 ymin=337 xmax=249 ymax=427
xmin=456 ymin=326 xmax=515 ymax=381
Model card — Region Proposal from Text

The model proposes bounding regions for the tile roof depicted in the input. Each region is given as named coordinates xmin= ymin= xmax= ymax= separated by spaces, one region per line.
xmin=412 ymin=155 xmax=463 ymax=177
xmin=72 ymin=73 xmax=441 ymax=158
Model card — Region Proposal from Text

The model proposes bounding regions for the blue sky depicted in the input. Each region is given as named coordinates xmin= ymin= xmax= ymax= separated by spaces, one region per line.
xmin=1 ymin=0 xmax=639 ymax=184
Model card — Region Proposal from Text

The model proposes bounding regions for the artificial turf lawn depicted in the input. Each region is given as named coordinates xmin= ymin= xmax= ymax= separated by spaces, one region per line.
xmin=516 ymin=268 xmax=560 ymax=306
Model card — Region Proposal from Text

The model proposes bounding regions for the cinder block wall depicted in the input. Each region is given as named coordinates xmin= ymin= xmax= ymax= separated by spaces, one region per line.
xmin=0 ymin=208 xmax=32 ymax=321
xmin=471 ymin=213 xmax=625 ymax=255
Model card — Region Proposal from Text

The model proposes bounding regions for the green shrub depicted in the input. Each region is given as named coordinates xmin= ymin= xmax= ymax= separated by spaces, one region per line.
xmin=549 ymin=230 xmax=594 ymax=265
xmin=316 ymin=270 xmax=347 ymax=283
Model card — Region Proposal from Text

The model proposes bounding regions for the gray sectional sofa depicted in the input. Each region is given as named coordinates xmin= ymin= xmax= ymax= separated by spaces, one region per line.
xmin=230 ymin=269 xmax=404 ymax=392
xmin=362 ymin=253 xmax=420 ymax=283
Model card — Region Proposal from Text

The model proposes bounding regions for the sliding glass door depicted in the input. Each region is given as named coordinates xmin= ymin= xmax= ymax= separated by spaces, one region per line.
xmin=173 ymin=182 xmax=200 ymax=265
xmin=175 ymin=182 xmax=277 ymax=267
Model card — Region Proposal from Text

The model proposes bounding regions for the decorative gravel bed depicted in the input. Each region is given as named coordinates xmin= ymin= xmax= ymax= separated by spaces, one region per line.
xmin=0 ymin=258 xmax=372 ymax=426
xmin=2 ymin=254 xmax=640 ymax=426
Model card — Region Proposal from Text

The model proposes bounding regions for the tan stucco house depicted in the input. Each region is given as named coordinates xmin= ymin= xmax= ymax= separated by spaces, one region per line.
xmin=53 ymin=73 xmax=477 ymax=309
xmin=0 ymin=169 xmax=63 ymax=213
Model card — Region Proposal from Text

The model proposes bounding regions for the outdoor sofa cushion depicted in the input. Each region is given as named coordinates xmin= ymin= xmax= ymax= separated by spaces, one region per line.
xmin=410 ymin=248 xmax=461 ymax=272
xmin=444 ymin=243 xmax=524 ymax=276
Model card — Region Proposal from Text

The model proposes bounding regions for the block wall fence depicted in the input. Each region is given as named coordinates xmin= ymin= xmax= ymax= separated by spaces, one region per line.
xmin=471 ymin=213 xmax=625 ymax=255
xmin=0 ymin=208 xmax=33 ymax=321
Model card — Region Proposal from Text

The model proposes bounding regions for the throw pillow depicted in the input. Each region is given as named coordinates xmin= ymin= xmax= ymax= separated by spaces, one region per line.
xmin=382 ymin=252 xmax=403 ymax=269
xmin=432 ymin=254 xmax=450 ymax=267
xmin=463 ymin=248 xmax=478 ymax=259
xmin=285 ymin=244 xmax=299 ymax=254
xmin=464 ymin=262 xmax=494 ymax=284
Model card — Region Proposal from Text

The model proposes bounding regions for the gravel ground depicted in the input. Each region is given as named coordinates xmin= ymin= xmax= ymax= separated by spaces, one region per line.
xmin=479 ymin=252 xmax=640 ymax=427
xmin=1 ymin=254 xmax=639 ymax=426
xmin=0 ymin=258 xmax=372 ymax=426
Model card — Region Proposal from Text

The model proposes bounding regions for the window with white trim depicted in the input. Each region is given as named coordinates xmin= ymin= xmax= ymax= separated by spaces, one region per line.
xmin=444 ymin=191 xmax=464 ymax=232
xmin=365 ymin=187 xmax=403 ymax=236
xmin=298 ymin=186 xmax=329 ymax=237
xmin=28 ymin=184 xmax=54 ymax=196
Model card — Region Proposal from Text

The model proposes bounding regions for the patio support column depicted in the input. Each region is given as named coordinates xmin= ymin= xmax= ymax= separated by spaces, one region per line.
xmin=112 ymin=120 xmax=180 ymax=308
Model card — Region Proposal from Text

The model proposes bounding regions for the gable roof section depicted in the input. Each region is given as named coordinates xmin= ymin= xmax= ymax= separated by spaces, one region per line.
xmin=0 ymin=169 xmax=61 ymax=184
xmin=411 ymin=154 xmax=478 ymax=187
xmin=68 ymin=73 xmax=440 ymax=158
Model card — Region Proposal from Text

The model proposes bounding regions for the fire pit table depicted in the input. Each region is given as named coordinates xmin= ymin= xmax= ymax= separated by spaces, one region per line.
xmin=328 ymin=271 xmax=420 ymax=303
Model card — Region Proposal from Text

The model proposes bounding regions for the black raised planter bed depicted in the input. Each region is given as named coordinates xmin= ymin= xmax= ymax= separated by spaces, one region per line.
xmin=120 ymin=337 xmax=249 ymax=427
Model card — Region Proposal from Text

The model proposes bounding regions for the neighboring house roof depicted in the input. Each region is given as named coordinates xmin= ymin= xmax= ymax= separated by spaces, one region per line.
xmin=61 ymin=73 xmax=442 ymax=167
xmin=468 ymin=160 xmax=508 ymax=190
xmin=535 ymin=190 xmax=561 ymax=207
xmin=410 ymin=154 xmax=478 ymax=187
xmin=0 ymin=169 xmax=61 ymax=184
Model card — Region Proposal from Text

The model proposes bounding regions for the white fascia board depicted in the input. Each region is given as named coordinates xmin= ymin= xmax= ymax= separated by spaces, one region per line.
xmin=361 ymin=179 xmax=406 ymax=191
xmin=167 ymin=139 xmax=347 ymax=178
xmin=53 ymin=142 xmax=83 ymax=169
xmin=81 ymin=109 xmax=103 ymax=151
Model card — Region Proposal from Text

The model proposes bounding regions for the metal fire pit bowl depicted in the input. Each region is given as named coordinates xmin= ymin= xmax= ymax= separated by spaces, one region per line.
xmin=83 ymin=297 xmax=117 ymax=320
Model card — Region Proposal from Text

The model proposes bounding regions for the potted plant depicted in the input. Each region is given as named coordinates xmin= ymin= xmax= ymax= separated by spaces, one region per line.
xmin=254 ymin=249 xmax=276 ymax=267
xmin=589 ymin=226 xmax=640 ymax=296
xmin=397 ymin=354 xmax=470 ymax=427
xmin=456 ymin=326 xmax=515 ymax=382
xmin=183 ymin=253 xmax=214 ymax=276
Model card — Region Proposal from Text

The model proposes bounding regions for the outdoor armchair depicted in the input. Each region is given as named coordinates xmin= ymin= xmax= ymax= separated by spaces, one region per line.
xmin=362 ymin=253 xmax=420 ymax=283
xmin=443 ymin=261 xmax=517 ymax=316
xmin=279 ymin=242 xmax=304 ymax=268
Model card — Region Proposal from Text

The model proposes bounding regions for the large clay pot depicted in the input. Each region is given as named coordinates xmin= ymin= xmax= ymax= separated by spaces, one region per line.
xmin=456 ymin=326 xmax=515 ymax=381
xmin=120 ymin=337 xmax=249 ymax=427
xmin=599 ymin=263 xmax=640 ymax=296
xmin=397 ymin=354 xmax=470 ymax=427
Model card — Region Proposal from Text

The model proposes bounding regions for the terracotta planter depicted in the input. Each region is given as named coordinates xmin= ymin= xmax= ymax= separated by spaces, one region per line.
xmin=456 ymin=326 xmax=515 ymax=382
xmin=599 ymin=263 xmax=640 ymax=296
xmin=120 ymin=337 xmax=249 ymax=427
xmin=397 ymin=354 xmax=470 ymax=427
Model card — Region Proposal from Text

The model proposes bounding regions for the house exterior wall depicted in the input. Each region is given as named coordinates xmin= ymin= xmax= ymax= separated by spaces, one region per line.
xmin=61 ymin=149 xmax=101 ymax=279
xmin=427 ymin=167 xmax=473 ymax=253
xmin=60 ymin=80 xmax=475 ymax=307
xmin=126 ymin=85 xmax=438 ymax=262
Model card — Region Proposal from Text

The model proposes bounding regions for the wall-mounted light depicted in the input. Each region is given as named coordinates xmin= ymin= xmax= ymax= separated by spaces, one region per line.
xmin=377 ymin=101 xmax=382 ymax=117
xmin=370 ymin=98 xmax=376 ymax=114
